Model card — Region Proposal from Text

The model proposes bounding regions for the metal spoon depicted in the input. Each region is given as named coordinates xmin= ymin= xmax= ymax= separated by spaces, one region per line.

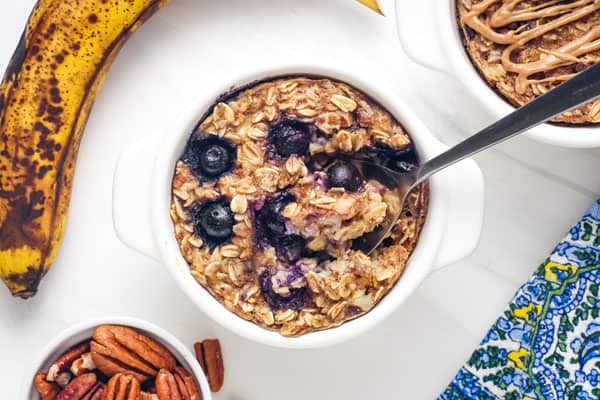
xmin=353 ymin=62 xmax=600 ymax=255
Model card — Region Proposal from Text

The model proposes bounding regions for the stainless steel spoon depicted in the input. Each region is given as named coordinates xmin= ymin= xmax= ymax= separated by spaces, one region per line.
xmin=353 ymin=62 xmax=600 ymax=255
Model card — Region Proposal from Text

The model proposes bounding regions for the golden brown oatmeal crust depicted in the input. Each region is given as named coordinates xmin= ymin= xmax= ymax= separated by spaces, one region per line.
xmin=170 ymin=77 xmax=428 ymax=336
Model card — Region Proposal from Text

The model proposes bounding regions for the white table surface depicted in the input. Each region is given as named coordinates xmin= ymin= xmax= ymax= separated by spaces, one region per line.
xmin=1 ymin=0 xmax=599 ymax=398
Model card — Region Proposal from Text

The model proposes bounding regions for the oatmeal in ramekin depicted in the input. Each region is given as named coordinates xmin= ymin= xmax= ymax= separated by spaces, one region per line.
xmin=457 ymin=0 xmax=600 ymax=124
xmin=170 ymin=77 xmax=428 ymax=336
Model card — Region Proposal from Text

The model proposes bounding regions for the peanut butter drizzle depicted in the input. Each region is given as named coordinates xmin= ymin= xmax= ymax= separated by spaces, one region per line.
xmin=461 ymin=0 xmax=600 ymax=93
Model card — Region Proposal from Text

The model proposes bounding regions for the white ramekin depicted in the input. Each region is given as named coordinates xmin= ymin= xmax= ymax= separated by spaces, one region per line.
xmin=396 ymin=0 xmax=600 ymax=148
xmin=21 ymin=316 xmax=212 ymax=399
xmin=112 ymin=64 xmax=485 ymax=349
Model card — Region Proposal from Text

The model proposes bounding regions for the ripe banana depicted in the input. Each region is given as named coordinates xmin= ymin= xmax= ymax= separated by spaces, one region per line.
xmin=0 ymin=0 xmax=378 ymax=298
xmin=0 ymin=0 xmax=171 ymax=298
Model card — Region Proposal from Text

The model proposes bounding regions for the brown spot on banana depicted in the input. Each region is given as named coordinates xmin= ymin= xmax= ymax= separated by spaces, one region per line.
xmin=5 ymin=32 xmax=28 ymax=83
xmin=0 ymin=0 xmax=172 ymax=298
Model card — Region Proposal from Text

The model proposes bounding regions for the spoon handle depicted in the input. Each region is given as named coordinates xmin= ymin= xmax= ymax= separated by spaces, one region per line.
xmin=415 ymin=62 xmax=600 ymax=183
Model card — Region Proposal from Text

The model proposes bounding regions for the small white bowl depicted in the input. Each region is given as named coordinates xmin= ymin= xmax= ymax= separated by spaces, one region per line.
xmin=21 ymin=316 xmax=212 ymax=400
xmin=396 ymin=0 xmax=600 ymax=148
xmin=113 ymin=64 xmax=485 ymax=349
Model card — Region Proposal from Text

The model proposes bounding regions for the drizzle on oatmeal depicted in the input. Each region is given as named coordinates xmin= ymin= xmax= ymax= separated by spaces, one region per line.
xmin=461 ymin=0 xmax=600 ymax=94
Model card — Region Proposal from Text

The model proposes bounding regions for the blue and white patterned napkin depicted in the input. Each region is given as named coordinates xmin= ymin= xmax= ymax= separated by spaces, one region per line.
xmin=440 ymin=200 xmax=600 ymax=400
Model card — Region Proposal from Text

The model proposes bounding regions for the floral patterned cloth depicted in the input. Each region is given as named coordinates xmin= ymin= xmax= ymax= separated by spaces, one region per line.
xmin=440 ymin=200 xmax=600 ymax=400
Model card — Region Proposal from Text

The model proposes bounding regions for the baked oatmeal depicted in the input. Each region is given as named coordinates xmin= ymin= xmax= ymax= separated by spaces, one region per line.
xmin=457 ymin=0 xmax=600 ymax=124
xmin=170 ymin=77 xmax=428 ymax=337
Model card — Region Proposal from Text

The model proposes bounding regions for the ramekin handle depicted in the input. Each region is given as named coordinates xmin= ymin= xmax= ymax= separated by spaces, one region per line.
xmin=431 ymin=158 xmax=484 ymax=270
xmin=113 ymin=135 xmax=160 ymax=261
xmin=395 ymin=0 xmax=449 ymax=73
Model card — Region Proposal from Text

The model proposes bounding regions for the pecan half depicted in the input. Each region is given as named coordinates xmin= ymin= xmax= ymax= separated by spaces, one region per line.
xmin=91 ymin=325 xmax=176 ymax=382
xmin=47 ymin=342 xmax=90 ymax=382
xmin=194 ymin=339 xmax=224 ymax=392
xmin=192 ymin=343 xmax=206 ymax=374
xmin=34 ymin=372 xmax=61 ymax=400
xmin=173 ymin=367 xmax=202 ymax=400
xmin=156 ymin=369 xmax=184 ymax=400
xmin=80 ymin=383 xmax=104 ymax=400
xmin=141 ymin=392 xmax=160 ymax=400
xmin=104 ymin=373 xmax=141 ymax=400
xmin=56 ymin=373 xmax=97 ymax=400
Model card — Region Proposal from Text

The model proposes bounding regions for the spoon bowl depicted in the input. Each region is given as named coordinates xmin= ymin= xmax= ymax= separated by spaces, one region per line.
xmin=354 ymin=62 xmax=600 ymax=254
xmin=345 ymin=160 xmax=416 ymax=254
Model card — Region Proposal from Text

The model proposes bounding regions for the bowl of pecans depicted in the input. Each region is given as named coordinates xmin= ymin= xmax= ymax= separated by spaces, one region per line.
xmin=113 ymin=64 xmax=484 ymax=348
xmin=22 ymin=317 xmax=213 ymax=400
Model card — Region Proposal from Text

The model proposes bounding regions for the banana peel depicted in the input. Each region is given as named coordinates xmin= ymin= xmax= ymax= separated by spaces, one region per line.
xmin=0 ymin=0 xmax=172 ymax=298
xmin=0 ymin=0 xmax=381 ymax=298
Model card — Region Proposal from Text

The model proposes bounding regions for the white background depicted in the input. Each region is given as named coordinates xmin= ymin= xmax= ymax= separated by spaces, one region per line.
xmin=1 ymin=0 xmax=599 ymax=398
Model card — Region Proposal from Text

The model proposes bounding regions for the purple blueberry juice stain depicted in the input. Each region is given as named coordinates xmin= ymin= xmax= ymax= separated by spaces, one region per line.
xmin=346 ymin=305 xmax=363 ymax=317
xmin=277 ymin=235 xmax=306 ymax=263
xmin=259 ymin=266 xmax=309 ymax=311
xmin=310 ymin=171 xmax=328 ymax=191
xmin=253 ymin=191 xmax=310 ymax=263
xmin=253 ymin=191 xmax=296 ymax=247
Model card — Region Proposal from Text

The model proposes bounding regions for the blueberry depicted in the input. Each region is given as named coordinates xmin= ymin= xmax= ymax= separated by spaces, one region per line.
xmin=269 ymin=119 xmax=310 ymax=157
xmin=267 ymin=191 xmax=296 ymax=214
xmin=357 ymin=141 xmax=419 ymax=173
xmin=327 ymin=162 xmax=362 ymax=192
xmin=191 ymin=199 xmax=234 ymax=247
xmin=182 ymin=134 xmax=236 ymax=180
xmin=200 ymin=144 xmax=231 ymax=177
xmin=266 ymin=217 xmax=287 ymax=237
xmin=253 ymin=192 xmax=296 ymax=245
xmin=259 ymin=268 xmax=308 ymax=311
xmin=276 ymin=235 xmax=306 ymax=263
xmin=253 ymin=192 xmax=309 ymax=262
